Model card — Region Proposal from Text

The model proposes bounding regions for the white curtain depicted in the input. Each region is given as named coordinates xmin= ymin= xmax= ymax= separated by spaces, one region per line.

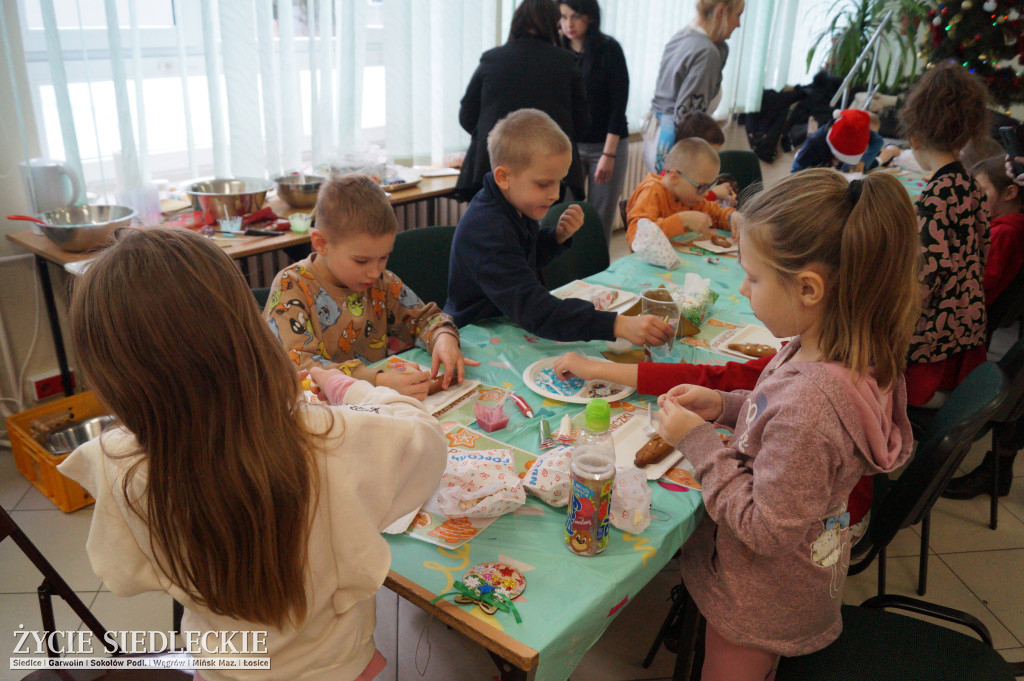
xmin=381 ymin=0 xmax=834 ymax=165
xmin=382 ymin=0 xmax=498 ymax=165
xmin=34 ymin=0 xmax=365 ymax=199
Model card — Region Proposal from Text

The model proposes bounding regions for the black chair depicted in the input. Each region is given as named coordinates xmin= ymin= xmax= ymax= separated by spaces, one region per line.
xmin=540 ymin=200 xmax=609 ymax=291
xmin=775 ymin=596 xmax=1019 ymax=681
xmin=645 ymin=360 xmax=1011 ymax=680
xmin=908 ymin=337 xmax=1024 ymax=566
xmin=852 ymin=361 xmax=1009 ymax=598
xmin=717 ymin=150 xmax=763 ymax=203
xmin=386 ymin=225 xmax=457 ymax=310
xmin=2 ymin=506 xmax=193 ymax=679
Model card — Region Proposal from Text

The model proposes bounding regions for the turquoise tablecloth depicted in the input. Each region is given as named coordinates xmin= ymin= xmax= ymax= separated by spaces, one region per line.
xmin=384 ymin=168 xmax=927 ymax=681
xmin=383 ymin=248 xmax=760 ymax=681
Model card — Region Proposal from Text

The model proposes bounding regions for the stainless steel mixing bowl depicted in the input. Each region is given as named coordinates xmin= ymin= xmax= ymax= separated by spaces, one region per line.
xmin=36 ymin=205 xmax=136 ymax=252
xmin=274 ymin=174 xmax=324 ymax=209
xmin=45 ymin=415 xmax=116 ymax=455
xmin=183 ymin=177 xmax=275 ymax=222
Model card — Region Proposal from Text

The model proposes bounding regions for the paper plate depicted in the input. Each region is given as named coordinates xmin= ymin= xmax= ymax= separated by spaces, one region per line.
xmin=521 ymin=356 xmax=634 ymax=404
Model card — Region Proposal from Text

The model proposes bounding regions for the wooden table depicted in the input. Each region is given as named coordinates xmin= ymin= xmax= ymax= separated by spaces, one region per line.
xmin=4 ymin=175 xmax=458 ymax=396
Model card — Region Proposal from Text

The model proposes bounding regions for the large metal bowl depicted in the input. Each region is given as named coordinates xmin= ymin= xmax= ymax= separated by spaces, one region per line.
xmin=273 ymin=174 xmax=324 ymax=209
xmin=37 ymin=205 xmax=136 ymax=252
xmin=45 ymin=415 xmax=116 ymax=455
xmin=183 ymin=177 xmax=274 ymax=222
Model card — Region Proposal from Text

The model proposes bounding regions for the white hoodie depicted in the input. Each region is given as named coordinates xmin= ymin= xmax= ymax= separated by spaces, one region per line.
xmin=59 ymin=381 xmax=446 ymax=681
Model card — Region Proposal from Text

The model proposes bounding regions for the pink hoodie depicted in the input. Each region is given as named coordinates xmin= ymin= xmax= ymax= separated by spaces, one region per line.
xmin=676 ymin=338 xmax=912 ymax=656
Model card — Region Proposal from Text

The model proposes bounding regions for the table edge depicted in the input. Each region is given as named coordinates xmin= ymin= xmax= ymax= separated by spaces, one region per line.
xmin=384 ymin=570 xmax=539 ymax=672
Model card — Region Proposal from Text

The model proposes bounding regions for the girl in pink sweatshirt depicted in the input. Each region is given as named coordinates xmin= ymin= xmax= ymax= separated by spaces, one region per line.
xmin=656 ymin=169 xmax=919 ymax=680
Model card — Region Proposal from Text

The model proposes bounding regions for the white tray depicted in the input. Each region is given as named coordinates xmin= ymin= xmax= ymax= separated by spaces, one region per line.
xmin=552 ymin=280 xmax=638 ymax=312
xmin=709 ymin=324 xmax=785 ymax=360
xmin=522 ymin=355 xmax=634 ymax=404
xmin=607 ymin=411 xmax=683 ymax=480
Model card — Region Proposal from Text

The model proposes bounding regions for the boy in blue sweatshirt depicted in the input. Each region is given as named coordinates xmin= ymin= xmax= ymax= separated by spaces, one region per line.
xmin=445 ymin=108 xmax=673 ymax=346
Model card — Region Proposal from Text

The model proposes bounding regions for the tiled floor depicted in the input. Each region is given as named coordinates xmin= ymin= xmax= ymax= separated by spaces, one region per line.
xmin=3 ymin=133 xmax=1023 ymax=680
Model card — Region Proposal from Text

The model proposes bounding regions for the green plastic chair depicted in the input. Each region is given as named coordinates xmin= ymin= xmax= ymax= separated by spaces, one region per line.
xmin=386 ymin=225 xmax=457 ymax=310
xmin=540 ymin=200 xmax=609 ymax=292
xmin=252 ymin=287 xmax=272 ymax=310
xmin=718 ymin=150 xmax=763 ymax=204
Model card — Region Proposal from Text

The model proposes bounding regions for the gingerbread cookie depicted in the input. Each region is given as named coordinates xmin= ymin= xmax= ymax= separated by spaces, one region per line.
xmin=710 ymin=234 xmax=733 ymax=248
xmin=727 ymin=343 xmax=776 ymax=358
xmin=428 ymin=375 xmax=447 ymax=395
xmin=634 ymin=434 xmax=674 ymax=467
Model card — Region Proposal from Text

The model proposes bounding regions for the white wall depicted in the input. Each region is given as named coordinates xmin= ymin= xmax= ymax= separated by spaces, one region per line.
xmin=0 ymin=1 xmax=67 ymax=411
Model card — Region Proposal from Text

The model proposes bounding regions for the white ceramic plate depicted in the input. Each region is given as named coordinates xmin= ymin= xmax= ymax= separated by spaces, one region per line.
xmin=709 ymin=324 xmax=785 ymax=360
xmin=521 ymin=355 xmax=634 ymax=404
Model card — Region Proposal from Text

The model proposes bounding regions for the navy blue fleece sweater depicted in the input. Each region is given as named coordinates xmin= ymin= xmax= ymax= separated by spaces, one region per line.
xmin=444 ymin=173 xmax=618 ymax=341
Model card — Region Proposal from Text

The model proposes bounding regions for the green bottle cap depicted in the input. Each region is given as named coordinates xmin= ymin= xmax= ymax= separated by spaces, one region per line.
xmin=585 ymin=398 xmax=611 ymax=431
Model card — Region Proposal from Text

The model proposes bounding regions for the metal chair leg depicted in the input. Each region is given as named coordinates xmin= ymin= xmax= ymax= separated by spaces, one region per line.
xmin=991 ymin=446 xmax=1000 ymax=531
xmin=642 ymin=584 xmax=687 ymax=668
xmin=877 ymin=545 xmax=887 ymax=596
xmin=918 ymin=512 xmax=930 ymax=596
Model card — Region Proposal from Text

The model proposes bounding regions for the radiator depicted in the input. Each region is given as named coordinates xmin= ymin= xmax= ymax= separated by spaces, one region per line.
xmin=394 ymin=196 xmax=466 ymax=231
xmin=615 ymin=137 xmax=647 ymax=230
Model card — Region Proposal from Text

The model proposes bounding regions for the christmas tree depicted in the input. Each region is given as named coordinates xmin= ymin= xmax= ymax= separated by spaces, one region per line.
xmin=924 ymin=0 xmax=1023 ymax=104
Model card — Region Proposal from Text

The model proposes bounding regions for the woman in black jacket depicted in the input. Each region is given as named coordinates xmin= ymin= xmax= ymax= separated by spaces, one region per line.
xmin=456 ymin=0 xmax=589 ymax=203
xmin=559 ymin=0 xmax=629 ymax=247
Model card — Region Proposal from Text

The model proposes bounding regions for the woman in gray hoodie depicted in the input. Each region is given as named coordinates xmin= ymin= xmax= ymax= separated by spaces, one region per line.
xmin=657 ymin=169 xmax=920 ymax=680
xmin=643 ymin=0 xmax=745 ymax=173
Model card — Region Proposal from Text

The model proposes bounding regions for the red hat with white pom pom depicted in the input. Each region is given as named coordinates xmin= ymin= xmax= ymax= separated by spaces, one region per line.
xmin=827 ymin=109 xmax=871 ymax=165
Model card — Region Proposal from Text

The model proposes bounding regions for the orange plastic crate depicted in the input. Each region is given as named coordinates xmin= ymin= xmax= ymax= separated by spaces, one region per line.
xmin=6 ymin=392 xmax=108 ymax=512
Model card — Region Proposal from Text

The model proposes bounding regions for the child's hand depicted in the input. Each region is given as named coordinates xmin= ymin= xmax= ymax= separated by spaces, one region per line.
xmin=656 ymin=398 xmax=706 ymax=445
xmin=678 ymin=211 xmax=713 ymax=239
xmin=878 ymin=144 xmax=901 ymax=167
xmin=614 ymin=314 xmax=674 ymax=347
xmin=375 ymin=368 xmax=432 ymax=400
xmin=430 ymin=333 xmax=480 ymax=389
xmin=555 ymin=204 xmax=585 ymax=243
xmin=553 ymin=352 xmax=599 ymax=381
xmin=710 ymin=182 xmax=736 ymax=206
xmin=660 ymin=384 xmax=724 ymax=422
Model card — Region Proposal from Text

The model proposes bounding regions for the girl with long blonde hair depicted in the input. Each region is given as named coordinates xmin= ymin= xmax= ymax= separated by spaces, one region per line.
xmin=655 ymin=169 xmax=920 ymax=680
xmin=60 ymin=228 xmax=445 ymax=681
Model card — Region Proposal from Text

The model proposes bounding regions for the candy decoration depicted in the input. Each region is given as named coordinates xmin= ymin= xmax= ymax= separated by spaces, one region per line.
xmin=431 ymin=562 xmax=526 ymax=622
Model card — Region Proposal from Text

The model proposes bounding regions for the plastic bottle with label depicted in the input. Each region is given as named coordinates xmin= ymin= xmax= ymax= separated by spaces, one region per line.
xmin=565 ymin=398 xmax=616 ymax=556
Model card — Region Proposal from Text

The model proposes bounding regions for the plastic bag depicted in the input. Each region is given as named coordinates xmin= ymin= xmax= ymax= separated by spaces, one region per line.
xmin=668 ymin=273 xmax=718 ymax=336
xmin=632 ymin=218 xmax=681 ymax=270
xmin=522 ymin=445 xmax=573 ymax=507
xmin=322 ymin=144 xmax=388 ymax=183
xmin=610 ymin=467 xmax=652 ymax=532
xmin=437 ymin=449 xmax=525 ymax=519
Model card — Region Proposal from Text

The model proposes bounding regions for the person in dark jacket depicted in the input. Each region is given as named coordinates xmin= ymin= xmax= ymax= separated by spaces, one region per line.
xmin=558 ymin=0 xmax=629 ymax=247
xmin=445 ymin=109 xmax=672 ymax=347
xmin=455 ymin=0 xmax=589 ymax=203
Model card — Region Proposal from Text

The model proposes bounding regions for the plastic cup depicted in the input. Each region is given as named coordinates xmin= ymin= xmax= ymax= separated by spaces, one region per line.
xmin=289 ymin=212 xmax=312 ymax=233
xmin=218 ymin=216 xmax=242 ymax=232
xmin=641 ymin=289 xmax=679 ymax=356
xmin=474 ymin=392 xmax=509 ymax=432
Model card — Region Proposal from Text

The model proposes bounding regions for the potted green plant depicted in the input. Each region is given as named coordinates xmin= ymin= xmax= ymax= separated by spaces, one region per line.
xmin=807 ymin=0 xmax=931 ymax=93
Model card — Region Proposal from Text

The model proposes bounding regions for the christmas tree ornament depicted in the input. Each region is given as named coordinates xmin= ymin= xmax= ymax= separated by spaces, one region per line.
xmin=982 ymin=0 xmax=997 ymax=11
xmin=962 ymin=0 xmax=972 ymax=9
